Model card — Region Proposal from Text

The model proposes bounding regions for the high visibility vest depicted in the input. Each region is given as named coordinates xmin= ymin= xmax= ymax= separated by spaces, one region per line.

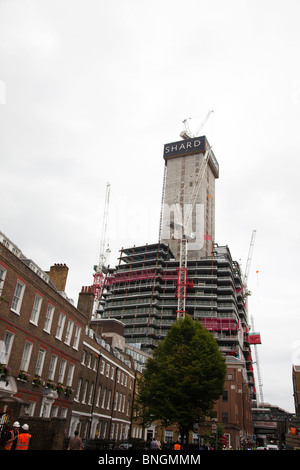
xmin=5 ymin=430 xmax=19 ymax=450
xmin=15 ymin=433 xmax=31 ymax=450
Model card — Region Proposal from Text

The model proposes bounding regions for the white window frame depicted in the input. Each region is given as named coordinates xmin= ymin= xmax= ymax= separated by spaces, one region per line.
xmin=82 ymin=380 xmax=88 ymax=404
xmin=73 ymin=325 xmax=81 ymax=350
xmin=66 ymin=363 xmax=75 ymax=387
xmin=58 ymin=358 xmax=67 ymax=384
xmin=64 ymin=319 xmax=74 ymax=346
xmin=0 ymin=331 xmax=14 ymax=364
xmin=20 ymin=341 xmax=33 ymax=372
xmin=48 ymin=354 xmax=58 ymax=380
xmin=88 ymin=382 xmax=94 ymax=405
xmin=11 ymin=279 xmax=26 ymax=314
xmin=96 ymin=385 xmax=102 ymax=407
xmin=30 ymin=293 xmax=43 ymax=325
xmin=44 ymin=303 xmax=55 ymax=333
xmin=35 ymin=348 xmax=46 ymax=376
xmin=75 ymin=377 xmax=82 ymax=402
xmin=56 ymin=312 xmax=66 ymax=340
xmin=106 ymin=390 xmax=112 ymax=410
xmin=0 ymin=265 xmax=7 ymax=295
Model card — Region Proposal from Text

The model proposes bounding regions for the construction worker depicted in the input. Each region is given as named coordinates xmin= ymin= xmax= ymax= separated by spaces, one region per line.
xmin=11 ymin=423 xmax=32 ymax=450
xmin=4 ymin=421 xmax=20 ymax=450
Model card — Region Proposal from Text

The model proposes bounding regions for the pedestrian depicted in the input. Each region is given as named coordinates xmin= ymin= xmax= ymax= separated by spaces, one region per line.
xmin=11 ymin=423 xmax=32 ymax=450
xmin=4 ymin=421 xmax=20 ymax=450
xmin=155 ymin=438 xmax=161 ymax=450
xmin=149 ymin=437 xmax=158 ymax=450
xmin=67 ymin=430 xmax=83 ymax=450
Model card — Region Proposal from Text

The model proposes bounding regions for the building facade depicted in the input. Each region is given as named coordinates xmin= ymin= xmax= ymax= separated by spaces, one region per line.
xmin=0 ymin=232 xmax=86 ymax=432
xmin=0 ymin=232 xmax=141 ymax=449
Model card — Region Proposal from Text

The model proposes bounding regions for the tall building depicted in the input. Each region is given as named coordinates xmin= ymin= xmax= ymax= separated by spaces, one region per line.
xmin=100 ymin=133 xmax=255 ymax=446
xmin=160 ymin=135 xmax=219 ymax=260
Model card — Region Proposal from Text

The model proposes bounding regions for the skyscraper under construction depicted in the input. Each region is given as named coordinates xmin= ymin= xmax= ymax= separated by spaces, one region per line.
xmin=100 ymin=132 xmax=256 ymax=402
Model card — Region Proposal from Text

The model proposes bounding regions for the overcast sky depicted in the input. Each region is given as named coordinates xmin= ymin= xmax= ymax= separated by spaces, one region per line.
xmin=1 ymin=0 xmax=300 ymax=413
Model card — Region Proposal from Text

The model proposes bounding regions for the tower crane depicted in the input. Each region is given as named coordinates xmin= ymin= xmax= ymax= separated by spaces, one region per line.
xmin=176 ymin=111 xmax=214 ymax=319
xmin=242 ymin=229 xmax=264 ymax=405
xmin=92 ymin=182 xmax=111 ymax=316
xmin=180 ymin=110 xmax=214 ymax=140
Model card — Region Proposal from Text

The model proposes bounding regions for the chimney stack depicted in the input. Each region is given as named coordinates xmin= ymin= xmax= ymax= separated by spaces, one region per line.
xmin=47 ymin=263 xmax=69 ymax=292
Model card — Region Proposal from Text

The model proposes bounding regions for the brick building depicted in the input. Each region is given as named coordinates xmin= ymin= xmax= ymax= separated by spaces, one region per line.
xmin=70 ymin=290 xmax=140 ymax=442
xmin=0 ymin=231 xmax=140 ymax=449
xmin=0 ymin=232 xmax=86 ymax=433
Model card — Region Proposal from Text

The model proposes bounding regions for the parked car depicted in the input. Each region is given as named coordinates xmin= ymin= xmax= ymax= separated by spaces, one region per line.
xmin=266 ymin=444 xmax=279 ymax=450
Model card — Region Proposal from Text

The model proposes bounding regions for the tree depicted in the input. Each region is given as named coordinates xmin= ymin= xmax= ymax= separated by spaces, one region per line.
xmin=135 ymin=316 xmax=226 ymax=445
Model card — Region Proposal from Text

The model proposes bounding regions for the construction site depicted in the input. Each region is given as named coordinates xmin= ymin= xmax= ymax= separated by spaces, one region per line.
xmin=92 ymin=114 xmax=263 ymax=448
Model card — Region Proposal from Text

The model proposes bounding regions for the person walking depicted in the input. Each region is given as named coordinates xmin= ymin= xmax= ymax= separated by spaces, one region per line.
xmin=4 ymin=421 xmax=20 ymax=450
xmin=11 ymin=424 xmax=32 ymax=450
xmin=149 ymin=437 xmax=158 ymax=450
xmin=67 ymin=430 xmax=83 ymax=450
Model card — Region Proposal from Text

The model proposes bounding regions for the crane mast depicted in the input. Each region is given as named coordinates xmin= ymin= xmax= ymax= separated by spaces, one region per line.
xmin=243 ymin=229 xmax=264 ymax=405
xmin=92 ymin=182 xmax=111 ymax=316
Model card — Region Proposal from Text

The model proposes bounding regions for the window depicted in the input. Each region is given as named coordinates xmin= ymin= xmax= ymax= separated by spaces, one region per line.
xmin=114 ymin=392 xmax=118 ymax=411
xmin=87 ymin=353 xmax=92 ymax=369
xmin=103 ymin=422 xmax=107 ymax=439
xmin=88 ymin=383 xmax=94 ymax=405
xmin=66 ymin=363 xmax=75 ymax=387
xmin=11 ymin=280 xmax=25 ymax=314
xmin=222 ymin=390 xmax=228 ymax=401
xmin=35 ymin=349 xmax=46 ymax=376
xmin=75 ymin=378 xmax=82 ymax=401
xmin=100 ymin=360 xmax=105 ymax=375
xmin=73 ymin=325 xmax=81 ymax=350
xmin=101 ymin=388 xmax=107 ymax=408
xmin=44 ymin=304 xmax=55 ymax=333
xmin=110 ymin=366 xmax=115 ymax=380
xmin=0 ymin=331 xmax=14 ymax=364
xmin=64 ymin=319 xmax=74 ymax=345
xmin=82 ymin=380 xmax=88 ymax=403
xmin=81 ymin=350 xmax=86 ymax=365
xmin=51 ymin=406 xmax=59 ymax=417
xmin=222 ymin=412 xmax=228 ymax=423
xmin=165 ymin=430 xmax=173 ymax=443
xmin=30 ymin=294 xmax=43 ymax=325
xmin=48 ymin=355 xmax=58 ymax=380
xmin=0 ymin=266 xmax=7 ymax=295
xmin=106 ymin=390 xmax=111 ymax=409
xmin=58 ymin=359 xmax=67 ymax=384
xmin=56 ymin=313 xmax=66 ymax=340
xmin=106 ymin=363 xmax=110 ymax=378
xmin=20 ymin=342 xmax=33 ymax=372
xmin=96 ymin=386 xmax=102 ymax=407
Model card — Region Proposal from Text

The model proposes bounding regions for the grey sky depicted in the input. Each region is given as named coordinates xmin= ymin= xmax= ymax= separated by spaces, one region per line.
xmin=1 ymin=0 xmax=300 ymax=412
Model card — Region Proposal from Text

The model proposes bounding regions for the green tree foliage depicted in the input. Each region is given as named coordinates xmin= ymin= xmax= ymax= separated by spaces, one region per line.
xmin=136 ymin=316 xmax=226 ymax=443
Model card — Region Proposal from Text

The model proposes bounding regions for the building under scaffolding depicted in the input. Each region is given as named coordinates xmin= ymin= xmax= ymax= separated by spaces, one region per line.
xmin=100 ymin=241 xmax=256 ymax=401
